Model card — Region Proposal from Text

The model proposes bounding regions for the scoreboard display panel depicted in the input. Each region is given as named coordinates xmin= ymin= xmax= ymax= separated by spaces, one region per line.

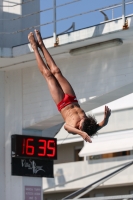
xmin=11 ymin=135 xmax=57 ymax=160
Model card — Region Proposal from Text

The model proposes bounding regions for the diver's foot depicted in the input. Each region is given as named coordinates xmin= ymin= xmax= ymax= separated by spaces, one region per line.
xmin=28 ymin=32 xmax=37 ymax=50
xmin=34 ymin=29 xmax=44 ymax=48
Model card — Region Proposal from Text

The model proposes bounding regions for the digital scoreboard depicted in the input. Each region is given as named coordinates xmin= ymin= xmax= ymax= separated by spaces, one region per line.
xmin=12 ymin=135 xmax=57 ymax=160
xmin=11 ymin=135 xmax=57 ymax=177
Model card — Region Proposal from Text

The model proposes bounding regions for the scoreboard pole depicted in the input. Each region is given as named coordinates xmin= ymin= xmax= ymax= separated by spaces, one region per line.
xmin=0 ymin=71 xmax=43 ymax=200
xmin=0 ymin=72 xmax=5 ymax=200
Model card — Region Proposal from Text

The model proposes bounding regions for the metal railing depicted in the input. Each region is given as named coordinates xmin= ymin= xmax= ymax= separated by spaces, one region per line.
xmin=62 ymin=161 xmax=133 ymax=199
xmin=75 ymin=194 xmax=133 ymax=200
xmin=0 ymin=0 xmax=133 ymax=43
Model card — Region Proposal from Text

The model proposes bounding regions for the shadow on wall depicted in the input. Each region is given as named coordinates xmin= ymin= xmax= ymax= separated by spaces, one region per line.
xmin=47 ymin=177 xmax=56 ymax=188
xmin=47 ymin=168 xmax=66 ymax=188
xmin=56 ymin=169 xmax=66 ymax=187
xmin=45 ymin=169 xmax=66 ymax=190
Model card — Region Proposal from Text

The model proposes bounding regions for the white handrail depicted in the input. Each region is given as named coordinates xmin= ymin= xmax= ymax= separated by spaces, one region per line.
xmin=122 ymin=0 xmax=126 ymax=26
xmin=0 ymin=0 xmax=133 ymax=36
xmin=53 ymin=0 xmax=57 ymax=45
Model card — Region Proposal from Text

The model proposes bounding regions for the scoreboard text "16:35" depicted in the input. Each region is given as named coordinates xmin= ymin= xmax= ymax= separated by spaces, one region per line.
xmin=11 ymin=135 xmax=57 ymax=160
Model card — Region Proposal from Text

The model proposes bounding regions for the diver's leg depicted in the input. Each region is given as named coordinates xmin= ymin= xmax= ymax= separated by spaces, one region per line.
xmin=28 ymin=32 xmax=64 ymax=104
xmin=35 ymin=29 xmax=76 ymax=96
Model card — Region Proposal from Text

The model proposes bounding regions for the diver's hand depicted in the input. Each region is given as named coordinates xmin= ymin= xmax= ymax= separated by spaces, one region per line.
xmin=97 ymin=106 xmax=111 ymax=131
xmin=104 ymin=106 xmax=111 ymax=125
xmin=82 ymin=132 xmax=92 ymax=143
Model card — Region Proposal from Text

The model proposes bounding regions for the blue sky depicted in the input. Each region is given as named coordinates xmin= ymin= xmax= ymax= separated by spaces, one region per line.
xmin=40 ymin=0 xmax=133 ymax=38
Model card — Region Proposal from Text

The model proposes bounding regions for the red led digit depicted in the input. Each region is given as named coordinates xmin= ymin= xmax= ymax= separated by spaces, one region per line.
xmin=47 ymin=140 xmax=55 ymax=157
xmin=22 ymin=139 xmax=25 ymax=154
xmin=38 ymin=139 xmax=46 ymax=156
xmin=26 ymin=138 xmax=34 ymax=155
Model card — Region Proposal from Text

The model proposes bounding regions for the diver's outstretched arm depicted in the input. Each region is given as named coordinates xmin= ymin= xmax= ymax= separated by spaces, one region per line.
xmin=97 ymin=106 xmax=111 ymax=131
xmin=64 ymin=123 xmax=92 ymax=143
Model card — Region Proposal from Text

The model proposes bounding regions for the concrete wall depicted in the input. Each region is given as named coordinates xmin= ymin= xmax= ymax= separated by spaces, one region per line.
xmin=55 ymin=141 xmax=83 ymax=164
xmin=22 ymin=40 xmax=133 ymax=129
xmin=43 ymin=155 xmax=133 ymax=193
xmin=22 ymin=65 xmax=56 ymax=128
xmin=4 ymin=69 xmax=23 ymax=200
xmin=0 ymin=72 xmax=5 ymax=200
xmin=0 ymin=69 xmax=43 ymax=200
xmin=85 ymin=186 xmax=133 ymax=198
xmin=0 ymin=0 xmax=40 ymax=47
xmin=44 ymin=185 xmax=133 ymax=199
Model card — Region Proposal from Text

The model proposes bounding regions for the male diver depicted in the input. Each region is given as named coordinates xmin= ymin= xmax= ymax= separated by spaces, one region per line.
xmin=28 ymin=30 xmax=111 ymax=143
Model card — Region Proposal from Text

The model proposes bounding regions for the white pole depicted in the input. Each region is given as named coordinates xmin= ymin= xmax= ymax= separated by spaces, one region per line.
xmin=112 ymin=9 xmax=114 ymax=19
xmin=122 ymin=0 xmax=125 ymax=27
xmin=53 ymin=0 xmax=57 ymax=45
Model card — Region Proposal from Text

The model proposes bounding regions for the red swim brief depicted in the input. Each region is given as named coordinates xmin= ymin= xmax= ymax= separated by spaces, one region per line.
xmin=57 ymin=94 xmax=78 ymax=112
